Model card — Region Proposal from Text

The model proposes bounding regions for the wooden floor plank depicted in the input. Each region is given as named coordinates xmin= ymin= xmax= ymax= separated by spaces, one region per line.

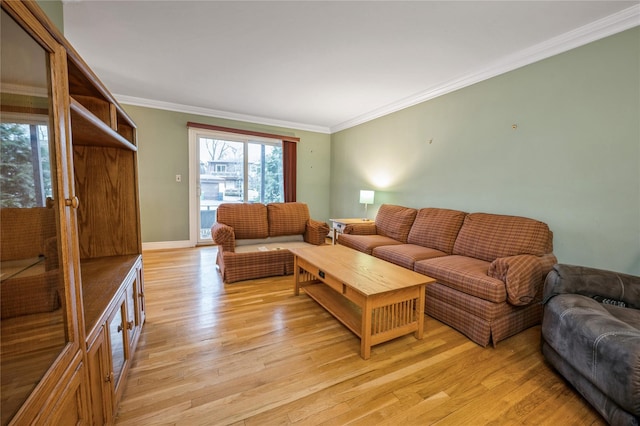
xmin=115 ymin=247 xmax=606 ymax=425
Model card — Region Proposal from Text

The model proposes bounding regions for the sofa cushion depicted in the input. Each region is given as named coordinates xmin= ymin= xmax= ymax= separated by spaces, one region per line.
xmin=235 ymin=234 xmax=305 ymax=247
xmin=374 ymin=204 xmax=417 ymax=243
xmin=372 ymin=244 xmax=447 ymax=270
xmin=216 ymin=203 xmax=268 ymax=239
xmin=337 ymin=234 xmax=402 ymax=255
xmin=1 ymin=269 xmax=61 ymax=319
xmin=452 ymin=213 xmax=551 ymax=262
xmin=234 ymin=239 xmax=311 ymax=253
xmin=407 ymin=208 xmax=466 ymax=253
xmin=268 ymin=202 xmax=309 ymax=237
xmin=415 ymin=255 xmax=506 ymax=303
xmin=542 ymin=294 xmax=640 ymax=416
xmin=1 ymin=207 xmax=56 ymax=261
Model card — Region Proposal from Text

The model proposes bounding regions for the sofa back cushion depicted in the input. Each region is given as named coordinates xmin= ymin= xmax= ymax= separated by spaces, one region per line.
xmin=375 ymin=204 xmax=417 ymax=243
xmin=452 ymin=213 xmax=552 ymax=262
xmin=408 ymin=208 xmax=466 ymax=253
xmin=216 ymin=203 xmax=268 ymax=239
xmin=268 ymin=202 xmax=309 ymax=237
xmin=1 ymin=207 xmax=56 ymax=261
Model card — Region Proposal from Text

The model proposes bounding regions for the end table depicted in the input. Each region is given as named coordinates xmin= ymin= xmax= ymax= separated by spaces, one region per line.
xmin=329 ymin=218 xmax=374 ymax=245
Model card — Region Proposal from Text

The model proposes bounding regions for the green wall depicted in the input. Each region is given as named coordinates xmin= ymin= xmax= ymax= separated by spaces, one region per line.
xmin=36 ymin=0 xmax=63 ymax=32
xmin=331 ymin=27 xmax=640 ymax=275
xmin=121 ymin=105 xmax=331 ymax=243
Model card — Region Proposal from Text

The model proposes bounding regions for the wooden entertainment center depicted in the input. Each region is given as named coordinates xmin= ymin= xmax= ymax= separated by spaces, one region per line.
xmin=1 ymin=1 xmax=144 ymax=423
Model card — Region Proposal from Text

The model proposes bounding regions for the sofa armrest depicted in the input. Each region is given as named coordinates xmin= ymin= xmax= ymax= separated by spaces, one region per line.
xmin=343 ymin=223 xmax=377 ymax=235
xmin=211 ymin=223 xmax=235 ymax=253
xmin=542 ymin=264 xmax=640 ymax=309
xmin=489 ymin=253 xmax=557 ymax=306
xmin=304 ymin=219 xmax=330 ymax=245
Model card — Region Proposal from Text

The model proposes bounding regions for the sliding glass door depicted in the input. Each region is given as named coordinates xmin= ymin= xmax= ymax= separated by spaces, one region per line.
xmin=197 ymin=137 xmax=244 ymax=242
xmin=247 ymin=142 xmax=284 ymax=205
xmin=191 ymin=129 xmax=284 ymax=244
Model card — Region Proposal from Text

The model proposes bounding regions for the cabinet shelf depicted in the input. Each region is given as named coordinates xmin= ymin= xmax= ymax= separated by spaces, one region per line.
xmin=70 ymin=98 xmax=137 ymax=151
xmin=81 ymin=255 xmax=141 ymax=338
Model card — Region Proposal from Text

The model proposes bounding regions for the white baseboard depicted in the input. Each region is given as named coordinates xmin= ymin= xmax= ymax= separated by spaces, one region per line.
xmin=142 ymin=240 xmax=194 ymax=251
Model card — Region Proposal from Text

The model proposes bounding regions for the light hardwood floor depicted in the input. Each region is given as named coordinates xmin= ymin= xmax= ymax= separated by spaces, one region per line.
xmin=115 ymin=247 xmax=604 ymax=425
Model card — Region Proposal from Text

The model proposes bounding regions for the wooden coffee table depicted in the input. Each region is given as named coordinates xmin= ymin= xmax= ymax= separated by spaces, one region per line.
xmin=290 ymin=245 xmax=435 ymax=359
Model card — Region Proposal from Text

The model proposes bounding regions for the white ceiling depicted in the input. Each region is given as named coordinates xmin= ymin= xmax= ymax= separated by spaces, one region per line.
xmin=62 ymin=1 xmax=640 ymax=133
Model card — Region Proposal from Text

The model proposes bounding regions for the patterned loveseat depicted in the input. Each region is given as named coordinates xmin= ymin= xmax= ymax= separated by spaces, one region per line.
xmin=211 ymin=202 xmax=330 ymax=283
xmin=338 ymin=204 xmax=557 ymax=347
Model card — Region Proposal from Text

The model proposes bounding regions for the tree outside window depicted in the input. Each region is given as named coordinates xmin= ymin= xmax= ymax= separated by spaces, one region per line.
xmin=0 ymin=122 xmax=51 ymax=208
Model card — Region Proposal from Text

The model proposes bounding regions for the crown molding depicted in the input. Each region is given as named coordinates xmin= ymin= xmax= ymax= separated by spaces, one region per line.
xmin=114 ymin=94 xmax=331 ymax=134
xmin=330 ymin=4 xmax=640 ymax=133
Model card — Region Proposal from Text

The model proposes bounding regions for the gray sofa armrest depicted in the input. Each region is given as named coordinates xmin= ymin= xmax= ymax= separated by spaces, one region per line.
xmin=543 ymin=264 xmax=640 ymax=309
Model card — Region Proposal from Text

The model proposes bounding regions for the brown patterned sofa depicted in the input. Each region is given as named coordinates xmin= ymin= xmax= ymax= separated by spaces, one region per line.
xmin=338 ymin=204 xmax=557 ymax=347
xmin=211 ymin=202 xmax=330 ymax=283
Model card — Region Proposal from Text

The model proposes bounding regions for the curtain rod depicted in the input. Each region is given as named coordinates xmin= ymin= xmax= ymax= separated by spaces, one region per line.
xmin=187 ymin=122 xmax=300 ymax=143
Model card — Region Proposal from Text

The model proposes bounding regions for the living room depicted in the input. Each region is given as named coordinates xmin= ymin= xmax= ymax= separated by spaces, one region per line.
xmin=56 ymin=1 xmax=640 ymax=279
xmin=2 ymin=0 xmax=639 ymax=424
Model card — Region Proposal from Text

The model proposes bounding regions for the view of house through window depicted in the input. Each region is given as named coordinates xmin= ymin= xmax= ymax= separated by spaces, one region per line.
xmin=197 ymin=132 xmax=283 ymax=241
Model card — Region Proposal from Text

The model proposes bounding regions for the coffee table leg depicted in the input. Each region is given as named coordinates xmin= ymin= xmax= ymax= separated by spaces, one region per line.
xmin=293 ymin=255 xmax=300 ymax=296
xmin=415 ymin=284 xmax=426 ymax=339
xmin=361 ymin=298 xmax=373 ymax=359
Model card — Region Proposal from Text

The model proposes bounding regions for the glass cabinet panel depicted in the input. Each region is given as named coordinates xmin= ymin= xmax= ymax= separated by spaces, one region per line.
xmin=108 ymin=303 xmax=127 ymax=388
xmin=0 ymin=9 xmax=68 ymax=425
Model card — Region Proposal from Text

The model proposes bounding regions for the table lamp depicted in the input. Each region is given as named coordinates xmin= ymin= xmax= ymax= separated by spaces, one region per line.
xmin=359 ymin=190 xmax=375 ymax=220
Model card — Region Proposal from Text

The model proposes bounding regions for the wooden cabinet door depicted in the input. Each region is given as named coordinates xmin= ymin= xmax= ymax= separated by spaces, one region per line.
xmin=87 ymin=325 xmax=113 ymax=425
xmin=86 ymin=295 xmax=130 ymax=424
xmin=137 ymin=264 xmax=146 ymax=325
xmin=124 ymin=258 xmax=145 ymax=351
xmin=39 ymin=354 xmax=90 ymax=425
xmin=107 ymin=295 xmax=130 ymax=413
xmin=125 ymin=271 xmax=139 ymax=348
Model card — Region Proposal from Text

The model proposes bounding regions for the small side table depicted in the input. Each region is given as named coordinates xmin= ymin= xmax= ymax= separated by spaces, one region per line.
xmin=329 ymin=218 xmax=373 ymax=245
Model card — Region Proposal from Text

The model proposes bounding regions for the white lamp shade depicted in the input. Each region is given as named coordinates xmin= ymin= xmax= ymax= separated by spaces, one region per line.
xmin=359 ymin=190 xmax=375 ymax=205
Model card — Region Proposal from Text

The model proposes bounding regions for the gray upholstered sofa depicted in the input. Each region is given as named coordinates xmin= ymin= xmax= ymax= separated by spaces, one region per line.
xmin=541 ymin=264 xmax=640 ymax=425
